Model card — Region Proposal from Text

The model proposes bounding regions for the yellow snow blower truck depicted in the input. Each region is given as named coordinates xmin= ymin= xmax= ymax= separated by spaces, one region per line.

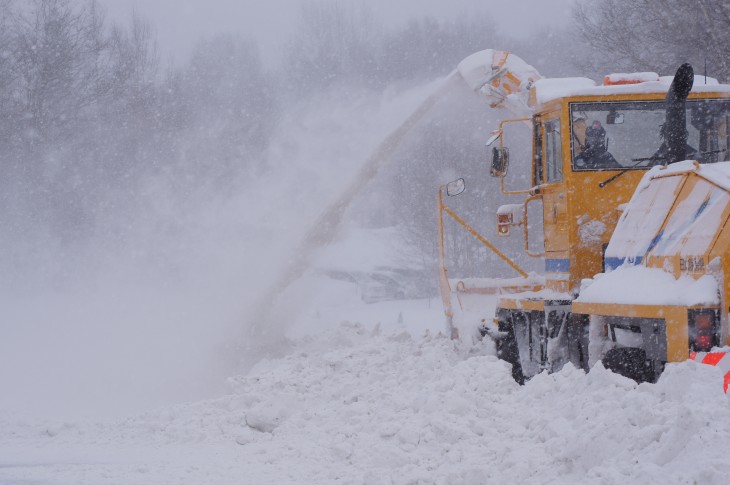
xmin=440 ymin=50 xmax=730 ymax=388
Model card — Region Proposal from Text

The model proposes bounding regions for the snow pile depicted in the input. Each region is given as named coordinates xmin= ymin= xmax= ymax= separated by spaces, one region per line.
xmin=534 ymin=75 xmax=730 ymax=104
xmin=533 ymin=77 xmax=596 ymax=104
xmin=577 ymin=265 xmax=719 ymax=306
xmin=0 ymin=81 xmax=447 ymax=420
xmin=603 ymin=72 xmax=659 ymax=84
xmin=2 ymin=323 xmax=729 ymax=484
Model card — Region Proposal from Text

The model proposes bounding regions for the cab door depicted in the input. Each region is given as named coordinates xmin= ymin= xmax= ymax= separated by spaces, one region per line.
xmin=541 ymin=117 xmax=570 ymax=291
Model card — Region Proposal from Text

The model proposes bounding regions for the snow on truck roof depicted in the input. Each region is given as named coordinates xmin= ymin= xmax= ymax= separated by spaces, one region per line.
xmin=456 ymin=50 xmax=730 ymax=116
xmin=533 ymin=75 xmax=730 ymax=105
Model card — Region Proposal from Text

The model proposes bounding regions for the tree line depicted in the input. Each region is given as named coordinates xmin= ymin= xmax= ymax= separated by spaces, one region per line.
xmin=574 ymin=0 xmax=730 ymax=81
xmin=3 ymin=0 xmax=727 ymax=287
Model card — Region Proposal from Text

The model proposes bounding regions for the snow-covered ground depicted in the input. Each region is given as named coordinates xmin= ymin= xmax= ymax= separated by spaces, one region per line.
xmin=3 ymin=296 xmax=730 ymax=484
xmin=5 ymin=57 xmax=730 ymax=485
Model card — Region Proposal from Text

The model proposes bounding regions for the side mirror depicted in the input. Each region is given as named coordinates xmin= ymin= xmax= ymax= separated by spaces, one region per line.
xmin=446 ymin=178 xmax=465 ymax=196
xmin=491 ymin=147 xmax=510 ymax=177
xmin=485 ymin=130 xmax=501 ymax=147
xmin=607 ymin=111 xmax=624 ymax=124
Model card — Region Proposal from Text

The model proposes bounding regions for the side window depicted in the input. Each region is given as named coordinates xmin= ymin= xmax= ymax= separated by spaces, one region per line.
xmin=712 ymin=113 xmax=729 ymax=163
xmin=545 ymin=119 xmax=563 ymax=183
xmin=533 ymin=118 xmax=543 ymax=186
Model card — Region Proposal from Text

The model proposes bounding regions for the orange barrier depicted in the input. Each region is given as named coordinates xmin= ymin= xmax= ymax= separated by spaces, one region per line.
xmin=688 ymin=351 xmax=730 ymax=393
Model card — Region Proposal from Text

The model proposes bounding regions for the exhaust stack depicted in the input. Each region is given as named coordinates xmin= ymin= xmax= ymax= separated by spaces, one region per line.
xmin=665 ymin=63 xmax=694 ymax=165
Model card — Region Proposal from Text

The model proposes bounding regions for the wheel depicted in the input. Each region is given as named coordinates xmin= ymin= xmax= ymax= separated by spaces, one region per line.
xmin=602 ymin=347 xmax=654 ymax=383
xmin=496 ymin=326 xmax=525 ymax=385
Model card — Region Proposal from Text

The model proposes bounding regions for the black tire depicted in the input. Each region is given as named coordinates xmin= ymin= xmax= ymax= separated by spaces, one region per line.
xmin=497 ymin=328 xmax=525 ymax=385
xmin=602 ymin=347 xmax=653 ymax=383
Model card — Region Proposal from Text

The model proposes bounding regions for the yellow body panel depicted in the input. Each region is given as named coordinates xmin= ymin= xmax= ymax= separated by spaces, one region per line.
xmin=571 ymin=301 xmax=690 ymax=362
xmin=439 ymin=53 xmax=730 ymax=377
xmin=536 ymin=92 xmax=730 ymax=295
xmin=497 ymin=296 xmax=546 ymax=312
xmin=539 ymin=98 xmax=650 ymax=293
xmin=500 ymin=90 xmax=730 ymax=366
xmin=571 ymin=163 xmax=730 ymax=353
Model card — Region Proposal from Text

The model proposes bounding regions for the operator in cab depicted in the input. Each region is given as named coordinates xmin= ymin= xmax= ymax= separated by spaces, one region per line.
xmin=574 ymin=120 xmax=620 ymax=169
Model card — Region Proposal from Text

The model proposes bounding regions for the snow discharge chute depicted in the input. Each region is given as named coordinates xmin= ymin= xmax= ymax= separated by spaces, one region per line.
xmin=242 ymin=50 xmax=543 ymax=361
xmin=457 ymin=49 xmax=542 ymax=118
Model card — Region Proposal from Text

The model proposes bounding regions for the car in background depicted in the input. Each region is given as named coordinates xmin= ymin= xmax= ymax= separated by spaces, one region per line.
xmin=323 ymin=266 xmax=435 ymax=303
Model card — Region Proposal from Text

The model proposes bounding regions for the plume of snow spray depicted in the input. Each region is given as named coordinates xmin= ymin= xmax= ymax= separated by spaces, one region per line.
xmin=240 ymin=72 xmax=463 ymax=364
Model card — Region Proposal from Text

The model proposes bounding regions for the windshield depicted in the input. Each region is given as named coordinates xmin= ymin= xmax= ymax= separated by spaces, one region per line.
xmin=570 ymin=99 xmax=730 ymax=171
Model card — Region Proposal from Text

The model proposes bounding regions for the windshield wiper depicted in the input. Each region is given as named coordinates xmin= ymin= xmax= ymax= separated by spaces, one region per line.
xmin=598 ymin=158 xmax=654 ymax=188
xmin=599 ymin=149 xmax=726 ymax=188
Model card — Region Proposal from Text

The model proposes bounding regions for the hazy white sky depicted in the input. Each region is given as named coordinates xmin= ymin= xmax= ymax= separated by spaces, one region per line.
xmin=100 ymin=0 xmax=574 ymax=65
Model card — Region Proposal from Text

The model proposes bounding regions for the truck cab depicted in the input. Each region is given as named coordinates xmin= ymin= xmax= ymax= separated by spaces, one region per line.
xmin=447 ymin=69 xmax=730 ymax=382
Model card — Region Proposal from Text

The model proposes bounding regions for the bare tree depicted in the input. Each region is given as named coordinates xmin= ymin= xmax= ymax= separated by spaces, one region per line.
xmin=380 ymin=14 xmax=499 ymax=84
xmin=10 ymin=0 xmax=109 ymax=144
xmin=106 ymin=10 xmax=158 ymax=102
xmin=285 ymin=1 xmax=383 ymax=92
xmin=574 ymin=0 xmax=730 ymax=81
xmin=171 ymin=33 xmax=276 ymax=180
xmin=0 ymin=0 xmax=166 ymax=239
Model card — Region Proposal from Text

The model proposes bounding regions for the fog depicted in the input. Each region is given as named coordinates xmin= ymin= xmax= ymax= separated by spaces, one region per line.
xmin=1 ymin=0 xmax=578 ymax=419
xmin=101 ymin=0 xmax=575 ymax=63
xmin=1 ymin=80 xmax=450 ymax=418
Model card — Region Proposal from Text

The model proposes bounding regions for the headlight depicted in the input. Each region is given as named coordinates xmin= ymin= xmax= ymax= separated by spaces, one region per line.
xmin=688 ymin=309 xmax=719 ymax=352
